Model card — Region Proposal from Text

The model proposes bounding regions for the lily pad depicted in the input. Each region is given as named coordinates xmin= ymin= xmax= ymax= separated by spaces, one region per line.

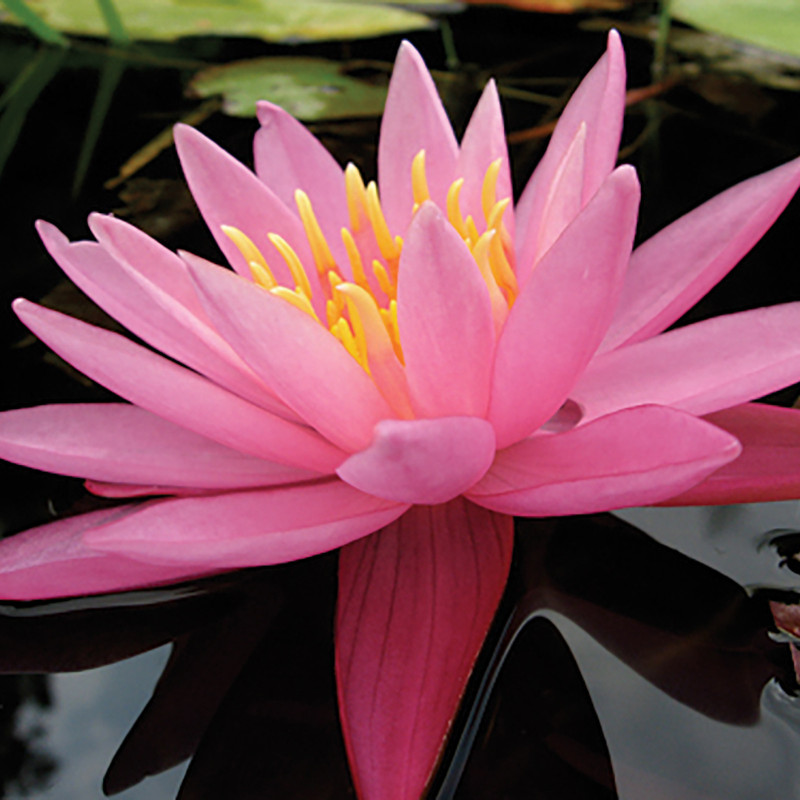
xmin=464 ymin=0 xmax=628 ymax=11
xmin=189 ymin=57 xmax=388 ymax=119
xmin=2 ymin=0 xmax=434 ymax=43
xmin=671 ymin=0 xmax=800 ymax=59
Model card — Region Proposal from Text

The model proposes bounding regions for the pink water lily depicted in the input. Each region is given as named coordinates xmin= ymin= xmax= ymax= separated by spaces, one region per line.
xmin=2 ymin=31 xmax=800 ymax=799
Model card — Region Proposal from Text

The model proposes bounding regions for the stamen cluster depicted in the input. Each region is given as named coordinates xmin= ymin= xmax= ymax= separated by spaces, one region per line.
xmin=223 ymin=151 xmax=518 ymax=376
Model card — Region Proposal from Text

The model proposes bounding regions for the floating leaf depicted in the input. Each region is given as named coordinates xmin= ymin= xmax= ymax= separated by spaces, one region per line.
xmin=189 ymin=57 xmax=388 ymax=120
xmin=672 ymin=0 xmax=800 ymax=59
xmin=463 ymin=0 xmax=628 ymax=11
xmin=94 ymin=0 xmax=130 ymax=43
xmin=0 ymin=0 xmax=68 ymax=45
xmin=3 ymin=0 xmax=433 ymax=43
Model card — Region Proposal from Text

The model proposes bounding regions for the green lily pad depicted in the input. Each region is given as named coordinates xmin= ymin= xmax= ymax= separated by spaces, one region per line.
xmin=189 ymin=57 xmax=388 ymax=119
xmin=2 ymin=0 xmax=434 ymax=43
xmin=671 ymin=0 xmax=800 ymax=59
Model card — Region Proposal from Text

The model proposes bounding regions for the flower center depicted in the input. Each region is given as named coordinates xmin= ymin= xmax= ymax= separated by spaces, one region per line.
xmin=223 ymin=153 xmax=517 ymax=376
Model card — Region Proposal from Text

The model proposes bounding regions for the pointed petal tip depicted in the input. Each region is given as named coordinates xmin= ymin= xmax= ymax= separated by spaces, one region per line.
xmin=12 ymin=296 xmax=32 ymax=316
xmin=483 ymin=76 xmax=499 ymax=96
xmin=604 ymin=163 xmax=641 ymax=209
xmin=397 ymin=39 xmax=421 ymax=59
xmin=255 ymin=100 xmax=281 ymax=126
xmin=613 ymin=162 xmax=640 ymax=188
xmin=411 ymin=199 xmax=445 ymax=227
xmin=607 ymin=28 xmax=622 ymax=51
xmin=392 ymin=40 xmax=431 ymax=80
xmin=605 ymin=28 xmax=625 ymax=73
xmin=87 ymin=212 xmax=133 ymax=249
xmin=172 ymin=121 xmax=193 ymax=139
xmin=86 ymin=210 xmax=115 ymax=236
xmin=172 ymin=123 xmax=208 ymax=160
xmin=35 ymin=218 xmax=66 ymax=247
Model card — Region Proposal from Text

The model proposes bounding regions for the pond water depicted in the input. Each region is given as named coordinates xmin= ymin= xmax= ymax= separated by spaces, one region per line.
xmin=1 ymin=5 xmax=800 ymax=798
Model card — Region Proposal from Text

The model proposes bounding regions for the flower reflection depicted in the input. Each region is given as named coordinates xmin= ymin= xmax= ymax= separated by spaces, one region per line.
xmin=1 ymin=512 xmax=799 ymax=798
xmin=2 ymin=32 xmax=800 ymax=798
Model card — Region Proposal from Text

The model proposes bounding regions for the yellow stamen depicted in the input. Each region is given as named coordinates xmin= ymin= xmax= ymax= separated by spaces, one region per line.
xmin=486 ymin=197 xmax=511 ymax=234
xmin=472 ymin=231 xmax=500 ymax=289
xmin=387 ymin=236 xmax=403 ymax=284
xmin=267 ymin=234 xmax=313 ymax=301
xmin=270 ymin=286 xmax=319 ymax=321
xmin=365 ymin=181 xmax=400 ymax=262
xmin=327 ymin=270 xmax=344 ymax=301
xmin=227 ymin=152 xmax=520 ymax=377
xmin=446 ymin=179 xmax=468 ymax=237
xmin=472 ymin=231 xmax=510 ymax=332
xmin=249 ymin=260 xmax=277 ymax=290
xmin=339 ymin=292 xmax=369 ymax=373
xmin=222 ymin=225 xmax=268 ymax=269
xmin=378 ymin=299 xmax=402 ymax=363
xmin=325 ymin=298 xmax=339 ymax=329
xmin=345 ymin=163 xmax=367 ymax=233
xmin=295 ymin=189 xmax=338 ymax=283
xmin=465 ymin=215 xmax=480 ymax=248
xmin=411 ymin=150 xmax=430 ymax=207
xmin=488 ymin=231 xmax=518 ymax=304
xmin=335 ymin=282 xmax=398 ymax=360
xmin=481 ymin=158 xmax=503 ymax=223
xmin=372 ymin=260 xmax=395 ymax=300
xmin=331 ymin=317 xmax=367 ymax=371
xmin=341 ymin=228 xmax=371 ymax=293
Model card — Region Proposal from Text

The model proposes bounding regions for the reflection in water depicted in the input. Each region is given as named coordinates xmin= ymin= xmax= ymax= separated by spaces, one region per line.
xmin=12 ymin=650 xmax=186 ymax=800
xmin=520 ymin=615 xmax=800 ymax=800
xmin=615 ymin=502 xmax=800 ymax=593
xmin=437 ymin=512 xmax=800 ymax=799
xmin=0 ymin=674 xmax=56 ymax=797
xmin=1 ymin=509 xmax=799 ymax=797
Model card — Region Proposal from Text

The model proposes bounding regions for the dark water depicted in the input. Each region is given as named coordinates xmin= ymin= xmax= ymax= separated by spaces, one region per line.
xmin=1 ymin=6 xmax=800 ymax=798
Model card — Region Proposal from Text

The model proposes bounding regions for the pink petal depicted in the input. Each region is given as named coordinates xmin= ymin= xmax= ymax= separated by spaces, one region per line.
xmin=39 ymin=221 xmax=292 ymax=418
xmin=334 ymin=283 xmax=413 ymax=419
xmin=397 ymin=203 xmax=495 ymax=418
xmin=489 ymin=165 xmax=640 ymax=449
xmin=254 ymin=101 xmax=348 ymax=244
xmin=174 ymin=124 xmax=316 ymax=290
xmin=515 ymin=29 xmax=625 ymax=284
xmin=0 ymin=404 xmax=319 ymax=488
xmin=377 ymin=41 xmax=458 ymax=233
xmin=83 ymin=481 xmax=409 ymax=567
xmin=13 ymin=300 xmax=345 ymax=473
xmin=574 ymin=302 xmax=800 ymax=421
xmin=601 ymin=155 xmax=800 ymax=352
xmin=185 ymin=255 xmax=394 ymax=452
xmin=336 ymin=499 xmax=513 ymax=800
xmin=84 ymin=481 xmax=214 ymax=498
xmin=456 ymin=79 xmax=514 ymax=240
xmin=336 ymin=416 xmax=496 ymax=504
xmin=0 ymin=506 xmax=218 ymax=601
xmin=659 ymin=403 xmax=800 ymax=505
xmin=85 ymin=213 xmax=208 ymax=318
xmin=469 ymin=405 xmax=741 ymax=515
xmin=530 ymin=122 xmax=586 ymax=261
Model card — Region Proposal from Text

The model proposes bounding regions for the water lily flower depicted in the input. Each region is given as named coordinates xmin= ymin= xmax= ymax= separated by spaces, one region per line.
xmin=2 ymin=31 xmax=800 ymax=800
